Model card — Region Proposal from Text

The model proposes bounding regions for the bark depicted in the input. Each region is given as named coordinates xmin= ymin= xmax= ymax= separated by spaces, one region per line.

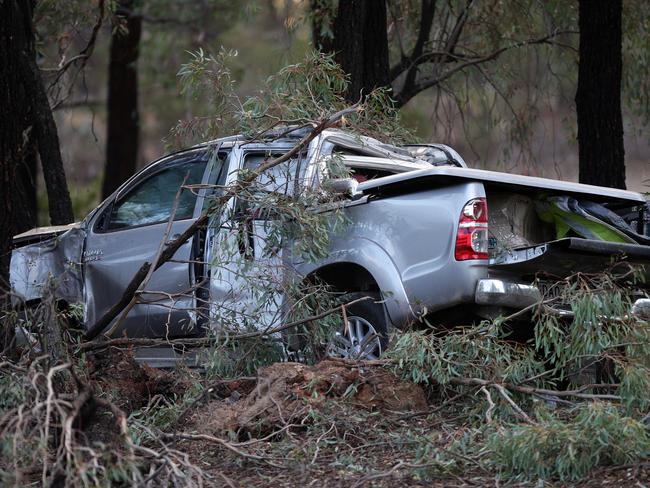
xmin=330 ymin=0 xmax=391 ymax=103
xmin=14 ymin=148 xmax=38 ymax=234
xmin=576 ymin=0 xmax=626 ymax=189
xmin=102 ymin=0 xmax=142 ymax=200
xmin=0 ymin=0 xmax=35 ymax=355
xmin=1 ymin=2 xmax=74 ymax=264
xmin=31 ymin=54 xmax=75 ymax=225
xmin=0 ymin=0 xmax=33 ymax=287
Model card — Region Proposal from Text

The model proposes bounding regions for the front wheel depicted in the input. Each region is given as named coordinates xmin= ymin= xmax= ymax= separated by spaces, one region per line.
xmin=326 ymin=292 xmax=388 ymax=360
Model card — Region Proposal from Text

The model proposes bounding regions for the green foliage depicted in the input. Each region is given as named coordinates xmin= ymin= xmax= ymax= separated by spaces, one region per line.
xmin=174 ymin=49 xmax=414 ymax=146
xmin=488 ymin=402 xmax=650 ymax=480
xmin=389 ymin=266 xmax=650 ymax=479
xmin=388 ymin=322 xmax=545 ymax=387
xmin=533 ymin=269 xmax=650 ymax=411
xmin=173 ymin=48 xmax=418 ymax=376
xmin=202 ymin=337 xmax=286 ymax=380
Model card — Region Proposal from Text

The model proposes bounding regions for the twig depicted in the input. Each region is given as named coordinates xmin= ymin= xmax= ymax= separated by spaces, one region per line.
xmin=493 ymin=383 xmax=534 ymax=424
xmin=450 ymin=376 xmax=621 ymax=401
xmin=479 ymin=386 xmax=495 ymax=423
xmin=351 ymin=460 xmax=405 ymax=488
xmin=391 ymin=389 xmax=472 ymax=421
xmin=80 ymin=296 xmax=372 ymax=351
xmin=102 ymin=173 xmax=190 ymax=338
xmin=162 ymin=432 xmax=282 ymax=467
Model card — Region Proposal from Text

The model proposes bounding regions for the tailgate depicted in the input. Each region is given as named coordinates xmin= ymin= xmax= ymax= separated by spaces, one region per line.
xmin=490 ymin=238 xmax=650 ymax=281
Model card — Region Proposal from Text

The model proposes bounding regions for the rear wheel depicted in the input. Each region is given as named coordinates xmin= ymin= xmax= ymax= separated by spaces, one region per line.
xmin=326 ymin=292 xmax=388 ymax=360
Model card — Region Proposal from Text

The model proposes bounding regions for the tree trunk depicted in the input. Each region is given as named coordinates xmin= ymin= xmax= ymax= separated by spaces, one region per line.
xmin=330 ymin=0 xmax=390 ymax=103
xmin=0 ymin=0 xmax=35 ymax=287
xmin=14 ymin=149 xmax=38 ymax=234
xmin=30 ymin=53 xmax=75 ymax=225
xmin=576 ymin=0 xmax=626 ymax=189
xmin=102 ymin=0 xmax=141 ymax=200
xmin=1 ymin=0 xmax=75 ymax=286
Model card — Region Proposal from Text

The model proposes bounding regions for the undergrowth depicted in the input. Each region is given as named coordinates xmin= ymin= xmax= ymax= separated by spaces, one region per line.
xmin=385 ymin=266 xmax=650 ymax=481
xmin=488 ymin=402 xmax=650 ymax=480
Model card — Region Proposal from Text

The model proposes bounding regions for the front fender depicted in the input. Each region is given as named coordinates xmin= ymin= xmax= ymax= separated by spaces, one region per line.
xmin=299 ymin=237 xmax=414 ymax=326
xmin=10 ymin=227 xmax=86 ymax=307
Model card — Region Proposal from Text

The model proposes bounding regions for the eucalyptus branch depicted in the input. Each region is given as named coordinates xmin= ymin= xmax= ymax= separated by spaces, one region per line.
xmin=395 ymin=29 xmax=576 ymax=106
xmin=46 ymin=0 xmax=106 ymax=92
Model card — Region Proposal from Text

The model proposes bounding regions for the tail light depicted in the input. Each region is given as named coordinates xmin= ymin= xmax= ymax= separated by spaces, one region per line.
xmin=455 ymin=198 xmax=488 ymax=261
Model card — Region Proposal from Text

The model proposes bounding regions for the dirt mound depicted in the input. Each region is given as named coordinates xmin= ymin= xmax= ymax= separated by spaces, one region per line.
xmin=191 ymin=360 xmax=427 ymax=436
xmin=86 ymin=348 xmax=187 ymax=412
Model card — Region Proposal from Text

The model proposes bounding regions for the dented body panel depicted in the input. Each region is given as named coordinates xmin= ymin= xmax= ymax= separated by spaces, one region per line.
xmin=10 ymin=226 xmax=86 ymax=306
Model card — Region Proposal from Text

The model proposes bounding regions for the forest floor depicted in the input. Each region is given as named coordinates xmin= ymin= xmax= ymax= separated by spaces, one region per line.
xmin=89 ymin=349 xmax=650 ymax=487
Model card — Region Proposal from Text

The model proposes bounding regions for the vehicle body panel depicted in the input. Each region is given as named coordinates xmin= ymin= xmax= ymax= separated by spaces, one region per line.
xmin=83 ymin=219 xmax=198 ymax=337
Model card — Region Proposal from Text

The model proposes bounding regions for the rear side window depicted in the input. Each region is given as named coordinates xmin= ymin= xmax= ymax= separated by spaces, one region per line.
xmin=107 ymin=159 xmax=206 ymax=230
xmin=242 ymin=152 xmax=307 ymax=195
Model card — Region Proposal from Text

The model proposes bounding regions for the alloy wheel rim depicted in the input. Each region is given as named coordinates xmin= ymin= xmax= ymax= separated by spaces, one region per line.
xmin=327 ymin=315 xmax=382 ymax=360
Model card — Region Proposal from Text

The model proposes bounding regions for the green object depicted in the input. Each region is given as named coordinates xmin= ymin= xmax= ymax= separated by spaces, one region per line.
xmin=535 ymin=196 xmax=636 ymax=243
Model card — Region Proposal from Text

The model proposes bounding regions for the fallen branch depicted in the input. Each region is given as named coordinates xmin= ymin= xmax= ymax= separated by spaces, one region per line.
xmin=449 ymin=377 xmax=621 ymax=401
xmin=493 ymin=383 xmax=535 ymax=424
xmin=80 ymin=296 xmax=372 ymax=351
xmin=479 ymin=386 xmax=495 ymax=423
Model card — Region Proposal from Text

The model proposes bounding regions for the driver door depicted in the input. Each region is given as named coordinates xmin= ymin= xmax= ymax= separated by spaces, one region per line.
xmin=83 ymin=150 xmax=215 ymax=338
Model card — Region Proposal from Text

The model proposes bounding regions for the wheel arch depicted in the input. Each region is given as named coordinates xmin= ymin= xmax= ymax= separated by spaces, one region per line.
xmin=302 ymin=248 xmax=414 ymax=328
xmin=305 ymin=262 xmax=380 ymax=294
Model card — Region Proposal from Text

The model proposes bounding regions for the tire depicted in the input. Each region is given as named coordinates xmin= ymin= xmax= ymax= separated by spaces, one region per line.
xmin=327 ymin=292 xmax=389 ymax=360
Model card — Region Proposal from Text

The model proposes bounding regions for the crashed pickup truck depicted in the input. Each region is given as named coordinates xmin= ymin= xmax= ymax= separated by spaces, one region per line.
xmin=10 ymin=127 xmax=650 ymax=361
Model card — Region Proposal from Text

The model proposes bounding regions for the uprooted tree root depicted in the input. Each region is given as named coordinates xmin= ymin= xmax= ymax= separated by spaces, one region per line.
xmin=186 ymin=359 xmax=428 ymax=437
xmin=3 ymin=266 xmax=650 ymax=486
xmin=0 ymin=351 xmax=432 ymax=486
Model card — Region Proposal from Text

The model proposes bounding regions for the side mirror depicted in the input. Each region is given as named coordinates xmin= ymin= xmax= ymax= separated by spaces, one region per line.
xmin=322 ymin=178 xmax=360 ymax=197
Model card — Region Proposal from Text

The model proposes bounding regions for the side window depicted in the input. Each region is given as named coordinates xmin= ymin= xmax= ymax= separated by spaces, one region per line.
xmin=242 ymin=153 xmax=305 ymax=195
xmin=107 ymin=159 xmax=207 ymax=230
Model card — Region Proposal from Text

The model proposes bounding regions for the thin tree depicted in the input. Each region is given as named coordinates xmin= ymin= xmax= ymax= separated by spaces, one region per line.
xmin=575 ymin=0 xmax=626 ymax=189
xmin=102 ymin=0 xmax=142 ymax=199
